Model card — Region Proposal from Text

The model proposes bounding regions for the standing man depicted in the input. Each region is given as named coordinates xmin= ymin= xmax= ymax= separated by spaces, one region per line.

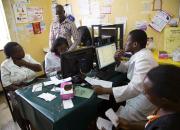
xmin=49 ymin=4 xmax=80 ymax=51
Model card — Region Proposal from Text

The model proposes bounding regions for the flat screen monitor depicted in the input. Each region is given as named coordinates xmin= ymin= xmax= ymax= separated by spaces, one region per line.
xmin=96 ymin=43 xmax=116 ymax=69
xmin=61 ymin=47 xmax=95 ymax=78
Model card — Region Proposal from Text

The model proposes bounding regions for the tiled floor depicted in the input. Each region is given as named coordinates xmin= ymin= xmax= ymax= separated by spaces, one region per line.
xmin=0 ymin=93 xmax=21 ymax=130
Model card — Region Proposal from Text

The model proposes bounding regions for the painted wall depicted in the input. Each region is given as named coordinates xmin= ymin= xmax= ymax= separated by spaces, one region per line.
xmin=59 ymin=0 xmax=180 ymax=50
xmin=0 ymin=0 xmax=52 ymax=65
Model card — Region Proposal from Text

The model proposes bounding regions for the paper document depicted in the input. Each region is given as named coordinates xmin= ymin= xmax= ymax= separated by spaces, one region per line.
xmin=50 ymin=76 xmax=72 ymax=85
xmin=105 ymin=108 xmax=119 ymax=127
xmin=44 ymin=77 xmax=72 ymax=86
xmin=97 ymin=117 xmax=113 ymax=130
xmin=85 ymin=77 xmax=112 ymax=100
xmin=85 ymin=77 xmax=112 ymax=87
xmin=75 ymin=86 xmax=94 ymax=99
xmin=43 ymin=81 xmax=54 ymax=86
xmin=63 ymin=99 xmax=74 ymax=109
xmin=32 ymin=83 xmax=42 ymax=92
xmin=38 ymin=93 xmax=56 ymax=101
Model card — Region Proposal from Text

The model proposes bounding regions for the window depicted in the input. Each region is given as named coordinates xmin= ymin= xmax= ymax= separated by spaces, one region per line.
xmin=0 ymin=0 xmax=11 ymax=50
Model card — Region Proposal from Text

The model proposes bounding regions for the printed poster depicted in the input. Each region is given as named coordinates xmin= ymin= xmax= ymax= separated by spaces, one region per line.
xmin=149 ymin=11 xmax=171 ymax=32
xmin=13 ymin=3 xmax=28 ymax=23
xmin=27 ymin=7 xmax=43 ymax=22
xmin=32 ymin=22 xmax=41 ymax=34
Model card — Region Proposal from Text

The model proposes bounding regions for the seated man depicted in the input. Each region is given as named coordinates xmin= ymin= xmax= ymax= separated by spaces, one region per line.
xmin=93 ymin=29 xmax=158 ymax=122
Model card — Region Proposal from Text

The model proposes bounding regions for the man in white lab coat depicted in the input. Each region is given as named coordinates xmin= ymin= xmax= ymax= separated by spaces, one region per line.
xmin=93 ymin=29 xmax=158 ymax=121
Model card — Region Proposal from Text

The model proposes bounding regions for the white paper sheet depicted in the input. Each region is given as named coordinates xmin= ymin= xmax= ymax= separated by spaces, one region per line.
xmin=105 ymin=108 xmax=119 ymax=127
xmin=51 ymin=87 xmax=62 ymax=92
xmin=63 ymin=99 xmax=74 ymax=109
xmin=32 ymin=83 xmax=42 ymax=92
xmin=85 ymin=77 xmax=112 ymax=100
xmin=97 ymin=117 xmax=113 ymax=130
xmin=85 ymin=77 xmax=112 ymax=87
xmin=44 ymin=77 xmax=72 ymax=86
xmin=38 ymin=93 xmax=56 ymax=101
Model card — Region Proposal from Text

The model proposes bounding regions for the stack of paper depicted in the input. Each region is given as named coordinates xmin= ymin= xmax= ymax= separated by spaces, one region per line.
xmin=85 ymin=77 xmax=112 ymax=100
xmin=32 ymin=83 xmax=42 ymax=92
xmin=97 ymin=117 xmax=113 ymax=130
xmin=38 ymin=93 xmax=56 ymax=101
xmin=75 ymin=86 xmax=94 ymax=99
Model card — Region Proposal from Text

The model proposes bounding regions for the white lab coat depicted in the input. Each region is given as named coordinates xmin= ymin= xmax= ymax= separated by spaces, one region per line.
xmin=113 ymin=48 xmax=158 ymax=121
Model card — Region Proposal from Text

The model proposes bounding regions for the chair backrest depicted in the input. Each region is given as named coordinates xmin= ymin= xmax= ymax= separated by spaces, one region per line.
xmin=77 ymin=26 xmax=92 ymax=46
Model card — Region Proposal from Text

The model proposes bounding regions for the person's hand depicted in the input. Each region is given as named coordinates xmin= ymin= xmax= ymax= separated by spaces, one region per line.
xmin=115 ymin=117 xmax=130 ymax=130
xmin=114 ymin=50 xmax=125 ymax=62
xmin=13 ymin=59 xmax=27 ymax=67
xmin=101 ymin=127 xmax=107 ymax=130
xmin=92 ymin=85 xmax=107 ymax=95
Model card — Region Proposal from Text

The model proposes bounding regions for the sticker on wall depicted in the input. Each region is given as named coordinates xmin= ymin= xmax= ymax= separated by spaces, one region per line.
xmin=25 ymin=23 xmax=33 ymax=33
xmin=40 ymin=21 xmax=46 ymax=32
xmin=32 ymin=22 xmax=41 ymax=34
xmin=13 ymin=3 xmax=28 ymax=23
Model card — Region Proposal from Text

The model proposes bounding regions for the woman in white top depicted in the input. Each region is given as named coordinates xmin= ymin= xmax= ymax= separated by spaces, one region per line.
xmin=45 ymin=37 xmax=69 ymax=74
xmin=1 ymin=42 xmax=42 ymax=91
xmin=1 ymin=42 xmax=42 ymax=130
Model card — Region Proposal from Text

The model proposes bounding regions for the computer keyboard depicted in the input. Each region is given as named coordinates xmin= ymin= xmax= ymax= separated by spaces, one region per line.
xmin=96 ymin=70 xmax=119 ymax=80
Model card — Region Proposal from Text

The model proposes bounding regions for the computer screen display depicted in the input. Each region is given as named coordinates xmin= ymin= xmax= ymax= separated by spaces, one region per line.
xmin=61 ymin=47 xmax=95 ymax=78
xmin=96 ymin=43 xmax=116 ymax=69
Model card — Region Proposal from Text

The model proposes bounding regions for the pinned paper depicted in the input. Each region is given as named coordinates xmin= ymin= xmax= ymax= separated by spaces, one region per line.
xmin=149 ymin=11 xmax=171 ymax=32
xmin=13 ymin=3 xmax=28 ymax=23
xmin=27 ymin=7 xmax=43 ymax=22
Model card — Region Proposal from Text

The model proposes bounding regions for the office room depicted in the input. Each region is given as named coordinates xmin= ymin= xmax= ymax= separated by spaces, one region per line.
xmin=0 ymin=0 xmax=180 ymax=130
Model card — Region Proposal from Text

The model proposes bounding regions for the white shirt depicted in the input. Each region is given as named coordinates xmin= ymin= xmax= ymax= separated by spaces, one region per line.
xmin=1 ymin=54 xmax=39 ymax=87
xmin=45 ymin=51 xmax=61 ymax=74
xmin=113 ymin=48 xmax=158 ymax=121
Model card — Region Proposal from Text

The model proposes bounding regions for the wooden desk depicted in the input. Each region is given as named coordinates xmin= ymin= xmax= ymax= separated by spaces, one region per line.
xmin=153 ymin=50 xmax=180 ymax=67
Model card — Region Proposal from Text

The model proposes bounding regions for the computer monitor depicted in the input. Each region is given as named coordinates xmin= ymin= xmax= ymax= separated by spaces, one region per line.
xmin=96 ymin=43 xmax=117 ymax=69
xmin=61 ymin=47 xmax=95 ymax=78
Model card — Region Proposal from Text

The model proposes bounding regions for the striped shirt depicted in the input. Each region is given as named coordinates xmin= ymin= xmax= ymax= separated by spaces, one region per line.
xmin=49 ymin=18 xmax=80 ymax=51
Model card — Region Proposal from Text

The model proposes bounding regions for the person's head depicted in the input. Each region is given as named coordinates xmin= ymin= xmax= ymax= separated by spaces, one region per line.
xmin=4 ymin=42 xmax=25 ymax=59
xmin=143 ymin=65 xmax=180 ymax=112
xmin=125 ymin=29 xmax=147 ymax=53
xmin=51 ymin=37 xmax=69 ymax=56
xmin=56 ymin=4 xmax=65 ymax=21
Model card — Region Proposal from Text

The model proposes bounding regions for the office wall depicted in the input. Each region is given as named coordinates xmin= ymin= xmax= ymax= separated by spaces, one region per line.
xmin=58 ymin=0 xmax=180 ymax=50
xmin=0 ymin=0 xmax=52 ymax=64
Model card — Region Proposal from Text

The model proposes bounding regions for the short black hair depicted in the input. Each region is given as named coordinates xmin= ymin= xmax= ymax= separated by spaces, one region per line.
xmin=129 ymin=29 xmax=147 ymax=48
xmin=147 ymin=65 xmax=180 ymax=103
xmin=4 ymin=42 xmax=20 ymax=58
xmin=51 ymin=37 xmax=69 ymax=54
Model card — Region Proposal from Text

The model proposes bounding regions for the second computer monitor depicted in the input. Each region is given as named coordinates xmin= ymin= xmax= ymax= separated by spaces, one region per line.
xmin=96 ymin=43 xmax=116 ymax=69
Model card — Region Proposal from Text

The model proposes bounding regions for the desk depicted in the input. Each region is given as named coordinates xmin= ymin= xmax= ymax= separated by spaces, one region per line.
xmin=153 ymin=50 xmax=180 ymax=67
xmin=15 ymin=80 xmax=102 ymax=130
